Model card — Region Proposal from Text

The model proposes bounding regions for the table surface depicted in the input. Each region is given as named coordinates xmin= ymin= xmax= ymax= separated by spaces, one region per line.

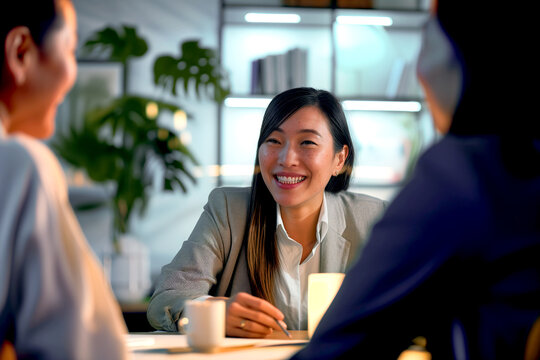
xmin=127 ymin=330 xmax=308 ymax=360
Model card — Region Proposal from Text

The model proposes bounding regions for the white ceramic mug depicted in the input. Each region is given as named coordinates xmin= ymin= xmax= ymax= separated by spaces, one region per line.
xmin=178 ymin=300 xmax=226 ymax=352
xmin=307 ymin=273 xmax=345 ymax=338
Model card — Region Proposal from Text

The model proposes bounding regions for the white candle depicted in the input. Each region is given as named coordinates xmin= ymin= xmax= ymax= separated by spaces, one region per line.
xmin=307 ymin=273 xmax=345 ymax=338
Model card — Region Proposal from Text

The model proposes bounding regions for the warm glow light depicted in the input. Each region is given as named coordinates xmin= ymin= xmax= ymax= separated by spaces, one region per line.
xmin=336 ymin=15 xmax=393 ymax=26
xmin=157 ymin=128 xmax=169 ymax=140
xmin=180 ymin=131 xmax=192 ymax=145
xmin=72 ymin=170 xmax=86 ymax=186
xmin=206 ymin=165 xmax=221 ymax=177
xmin=224 ymin=97 xmax=272 ymax=108
xmin=308 ymin=273 xmax=345 ymax=338
xmin=220 ymin=164 xmax=256 ymax=176
xmin=146 ymin=102 xmax=159 ymax=119
xmin=244 ymin=12 xmax=301 ymax=23
xmin=167 ymin=137 xmax=179 ymax=150
xmin=174 ymin=110 xmax=187 ymax=131
xmin=398 ymin=350 xmax=432 ymax=360
xmin=192 ymin=165 xmax=257 ymax=178
xmin=342 ymin=100 xmax=421 ymax=112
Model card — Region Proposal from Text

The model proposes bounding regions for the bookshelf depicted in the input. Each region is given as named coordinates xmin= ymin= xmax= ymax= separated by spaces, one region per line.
xmin=218 ymin=1 xmax=433 ymax=200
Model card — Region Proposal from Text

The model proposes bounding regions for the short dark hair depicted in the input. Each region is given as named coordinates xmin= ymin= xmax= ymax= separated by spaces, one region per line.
xmin=0 ymin=0 xmax=66 ymax=78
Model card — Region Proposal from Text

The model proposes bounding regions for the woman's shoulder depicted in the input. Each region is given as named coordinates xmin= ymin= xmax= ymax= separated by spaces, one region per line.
xmin=328 ymin=190 xmax=387 ymax=211
xmin=205 ymin=186 xmax=251 ymax=214
xmin=326 ymin=191 xmax=387 ymax=232
xmin=208 ymin=186 xmax=251 ymax=200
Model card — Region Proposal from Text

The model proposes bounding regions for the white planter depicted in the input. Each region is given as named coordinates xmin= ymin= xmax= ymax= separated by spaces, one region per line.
xmin=102 ymin=234 xmax=151 ymax=304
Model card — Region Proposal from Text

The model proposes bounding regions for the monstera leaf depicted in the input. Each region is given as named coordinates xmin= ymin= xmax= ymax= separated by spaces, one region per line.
xmin=153 ymin=40 xmax=230 ymax=103
xmin=81 ymin=25 xmax=148 ymax=64
xmin=55 ymin=24 xmax=228 ymax=243
xmin=52 ymin=95 xmax=197 ymax=237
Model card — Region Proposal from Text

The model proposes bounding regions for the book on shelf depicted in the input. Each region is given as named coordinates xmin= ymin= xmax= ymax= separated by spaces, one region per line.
xmin=262 ymin=54 xmax=277 ymax=95
xmin=288 ymin=47 xmax=307 ymax=89
xmin=250 ymin=58 xmax=263 ymax=94
xmin=275 ymin=53 xmax=288 ymax=93
xmin=250 ymin=47 xmax=308 ymax=95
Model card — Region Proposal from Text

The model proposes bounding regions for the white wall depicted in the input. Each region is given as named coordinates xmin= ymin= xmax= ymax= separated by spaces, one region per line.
xmin=67 ymin=0 xmax=221 ymax=284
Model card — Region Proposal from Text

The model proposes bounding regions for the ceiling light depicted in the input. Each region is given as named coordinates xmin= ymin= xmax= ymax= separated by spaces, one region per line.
xmin=244 ymin=13 xmax=301 ymax=24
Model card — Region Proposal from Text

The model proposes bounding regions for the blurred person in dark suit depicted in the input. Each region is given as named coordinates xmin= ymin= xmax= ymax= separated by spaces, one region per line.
xmin=290 ymin=0 xmax=540 ymax=358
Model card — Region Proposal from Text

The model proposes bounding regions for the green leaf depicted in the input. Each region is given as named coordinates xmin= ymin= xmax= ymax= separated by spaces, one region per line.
xmin=52 ymin=94 xmax=198 ymax=236
xmin=56 ymin=25 xmax=226 ymax=237
xmin=153 ymin=40 xmax=230 ymax=103
xmin=81 ymin=25 xmax=148 ymax=63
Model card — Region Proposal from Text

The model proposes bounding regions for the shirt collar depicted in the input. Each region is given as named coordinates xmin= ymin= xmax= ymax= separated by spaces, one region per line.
xmin=276 ymin=193 xmax=329 ymax=243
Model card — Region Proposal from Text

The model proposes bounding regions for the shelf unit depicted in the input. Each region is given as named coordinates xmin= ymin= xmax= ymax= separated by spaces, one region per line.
xmin=217 ymin=1 xmax=433 ymax=199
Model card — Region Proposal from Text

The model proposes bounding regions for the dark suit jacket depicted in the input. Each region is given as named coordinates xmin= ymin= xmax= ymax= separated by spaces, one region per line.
xmin=291 ymin=135 xmax=540 ymax=359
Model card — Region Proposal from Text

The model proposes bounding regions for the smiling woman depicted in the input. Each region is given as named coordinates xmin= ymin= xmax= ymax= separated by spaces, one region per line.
xmin=249 ymin=89 xmax=355 ymax=304
xmin=258 ymin=105 xmax=348 ymax=212
xmin=147 ymin=87 xmax=387 ymax=339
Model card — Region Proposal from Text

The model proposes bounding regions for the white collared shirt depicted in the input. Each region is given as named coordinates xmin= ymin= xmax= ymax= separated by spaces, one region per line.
xmin=273 ymin=193 xmax=328 ymax=330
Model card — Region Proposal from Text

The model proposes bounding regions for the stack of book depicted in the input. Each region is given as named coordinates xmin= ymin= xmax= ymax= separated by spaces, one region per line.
xmin=250 ymin=48 xmax=308 ymax=95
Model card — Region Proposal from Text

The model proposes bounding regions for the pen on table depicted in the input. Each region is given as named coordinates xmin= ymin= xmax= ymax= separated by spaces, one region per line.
xmin=274 ymin=318 xmax=292 ymax=338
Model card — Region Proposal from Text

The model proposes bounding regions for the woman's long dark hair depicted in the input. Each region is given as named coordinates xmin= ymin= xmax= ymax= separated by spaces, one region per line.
xmin=245 ymin=87 xmax=355 ymax=304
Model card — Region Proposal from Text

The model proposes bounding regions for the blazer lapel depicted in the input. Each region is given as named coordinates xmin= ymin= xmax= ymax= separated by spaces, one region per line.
xmin=320 ymin=192 xmax=350 ymax=273
xmin=320 ymin=230 xmax=350 ymax=273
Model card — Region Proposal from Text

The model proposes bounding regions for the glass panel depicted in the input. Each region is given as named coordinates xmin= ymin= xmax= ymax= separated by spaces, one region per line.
xmin=219 ymin=6 xmax=433 ymax=200
xmin=220 ymin=104 xmax=432 ymax=191
xmin=220 ymin=106 xmax=264 ymax=186
xmin=346 ymin=110 xmax=422 ymax=186
xmin=334 ymin=10 xmax=428 ymax=98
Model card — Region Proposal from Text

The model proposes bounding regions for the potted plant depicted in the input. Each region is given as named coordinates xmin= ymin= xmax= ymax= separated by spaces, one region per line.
xmin=52 ymin=25 xmax=230 ymax=302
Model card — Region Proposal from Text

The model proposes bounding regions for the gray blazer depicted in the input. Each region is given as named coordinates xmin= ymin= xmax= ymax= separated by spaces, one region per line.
xmin=147 ymin=187 xmax=386 ymax=331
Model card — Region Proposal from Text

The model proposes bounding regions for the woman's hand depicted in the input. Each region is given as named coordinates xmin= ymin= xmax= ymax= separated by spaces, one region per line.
xmin=215 ymin=292 xmax=287 ymax=338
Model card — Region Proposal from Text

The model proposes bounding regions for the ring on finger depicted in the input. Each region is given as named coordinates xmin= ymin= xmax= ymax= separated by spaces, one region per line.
xmin=239 ymin=319 xmax=246 ymax=329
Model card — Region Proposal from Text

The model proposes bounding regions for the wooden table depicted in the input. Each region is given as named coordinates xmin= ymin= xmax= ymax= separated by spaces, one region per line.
xmin=127 ymin=330 xmax=308 ymax=359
